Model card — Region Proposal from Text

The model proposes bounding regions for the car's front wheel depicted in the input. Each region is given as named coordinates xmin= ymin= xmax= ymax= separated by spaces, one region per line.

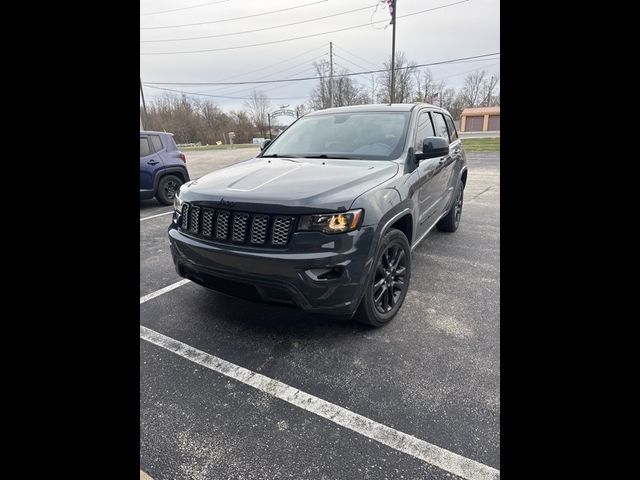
xmin=354 ymin=228 xmax=411 ymax=327
xmin=156 ymin=175 xmax=183 ymax=205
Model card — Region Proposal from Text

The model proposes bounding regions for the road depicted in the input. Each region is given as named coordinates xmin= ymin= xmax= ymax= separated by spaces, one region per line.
xmin=140 ymin=150 xmax=500 ymax=479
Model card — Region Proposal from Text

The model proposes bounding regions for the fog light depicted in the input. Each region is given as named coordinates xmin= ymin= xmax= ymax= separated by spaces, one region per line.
xmin=306 ymin=266 xmax=344 ymax=281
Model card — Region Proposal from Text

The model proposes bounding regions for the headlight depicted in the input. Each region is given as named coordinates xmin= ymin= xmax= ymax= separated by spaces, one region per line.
xmin=173 ymin=192 xmax=184 ymax=214
xmin=298 ymin=209 xmax=363 ymax=234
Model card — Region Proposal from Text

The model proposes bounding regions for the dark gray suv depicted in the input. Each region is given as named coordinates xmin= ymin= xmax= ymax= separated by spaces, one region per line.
xmin=169 ymin=103 xmax=466 ymax=326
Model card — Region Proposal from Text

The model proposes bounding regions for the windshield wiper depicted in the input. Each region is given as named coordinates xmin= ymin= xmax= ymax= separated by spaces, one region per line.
xmin=302 ymin=154 xmax=350 ymax=159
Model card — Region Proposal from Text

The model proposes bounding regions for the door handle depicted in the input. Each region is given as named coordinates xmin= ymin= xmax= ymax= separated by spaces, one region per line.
xmin=147 ymin=160 xmax=159 ymax=165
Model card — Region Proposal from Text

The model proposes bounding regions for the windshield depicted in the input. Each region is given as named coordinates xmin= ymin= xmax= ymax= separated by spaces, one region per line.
xmin=262 ymin=111 xmax=411 ymax=160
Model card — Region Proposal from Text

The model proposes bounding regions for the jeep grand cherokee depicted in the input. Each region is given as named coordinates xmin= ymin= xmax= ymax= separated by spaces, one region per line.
xmin=169 ymin=104 xmax=467 ymax=326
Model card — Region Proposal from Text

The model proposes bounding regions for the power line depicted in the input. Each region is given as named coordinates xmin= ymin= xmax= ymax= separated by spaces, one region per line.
xmin=193 ymin=49 xmax=328 ymax=95
xmin=143 ymin=84 xmax=303 ymax=101
xmin=436 ymin=62 xmax=500 ymax=83
xmin=141 ymin=0 xmax=230 ymax=16
xmin=334 ymin=54 xmax=373 ymax=74
xmin=141 ymin=4 xmax=378 ymax=43
xmin=200 ymin=58 xmax=325 ymax=97
xmin=215 ymin=65 xmax=320 ymax=103
xmin=144 ymin=52 xmax=500 ymax=86
xmin=141 ymin=0 xmax=470 ymax=55
xmin=140 ymin=0 xmax=327 ymax=30
xmin=334 ymin=44 xmax=382 ymax=69
xmin=343 ymin=56 xmax=501 ymax=78
xmin=155 ymin=45 xmax=326 ymax=99
xmin=201 ymin=44 xmax=327 ymax=89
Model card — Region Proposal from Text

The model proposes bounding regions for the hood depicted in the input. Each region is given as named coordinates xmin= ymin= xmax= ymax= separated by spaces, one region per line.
xmin=181 ymin=157 xmax=399 ymax=212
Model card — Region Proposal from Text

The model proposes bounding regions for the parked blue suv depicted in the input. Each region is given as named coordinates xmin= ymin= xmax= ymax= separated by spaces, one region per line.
xmin=140 ymin=131 xmax=190 ymax=205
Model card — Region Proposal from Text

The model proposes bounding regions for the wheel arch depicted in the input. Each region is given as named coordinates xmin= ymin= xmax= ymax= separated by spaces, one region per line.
xmin=153 ymin=167 xmax=189 ymax=192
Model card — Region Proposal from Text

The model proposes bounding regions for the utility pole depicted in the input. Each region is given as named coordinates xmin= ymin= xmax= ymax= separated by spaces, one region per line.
xmin=371 ymin=74 xmax=376 ymax=104
xmin=140 ymin=77 xmax=148 ymax=130
xmin=390 ymin=0 xmax=397 ymax=104
xmin=487 ymin=75 xmax=494 ymax=106
xmin=329 ymin=41 xmax=334 ymax=108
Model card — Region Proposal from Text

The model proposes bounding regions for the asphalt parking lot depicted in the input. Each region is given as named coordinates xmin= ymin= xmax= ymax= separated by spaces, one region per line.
xmin=140 ymin=149 xmax=500 ymax=479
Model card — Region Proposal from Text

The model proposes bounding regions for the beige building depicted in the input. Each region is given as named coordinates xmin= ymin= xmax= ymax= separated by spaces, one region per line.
xmin=460 ymin=106 xmax=500 ymax=132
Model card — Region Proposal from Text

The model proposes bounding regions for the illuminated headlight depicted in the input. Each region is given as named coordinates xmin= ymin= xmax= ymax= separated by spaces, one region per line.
xmin=173 ymin=192 xmax=184 ymax=214
xmin=298 ymin=209 xmax=363 ymax=234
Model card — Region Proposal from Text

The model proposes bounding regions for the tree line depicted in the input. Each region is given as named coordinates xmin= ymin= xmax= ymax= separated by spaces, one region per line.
xmin=142 ymin=51 xmax=499 ymax=144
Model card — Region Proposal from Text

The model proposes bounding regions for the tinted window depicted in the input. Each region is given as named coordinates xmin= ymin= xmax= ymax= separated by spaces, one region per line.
xmin=150 ymin=135 xmax=163 ymax=152
xmin=414 ymin=111 xmax=436 ymax=152
xmin=444 ymin=115 xmax=458 ymax=142
xmin=432 ymin=112 xmax=450 ymax=142
xmin=140 ymin=138 xmax=151 ymax=157
xmin=263 ymin=112 xmax=411 ymax=160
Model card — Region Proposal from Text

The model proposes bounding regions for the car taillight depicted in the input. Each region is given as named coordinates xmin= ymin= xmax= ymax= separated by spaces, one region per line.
xmin=179 ymin=153 xmax=186 ymax=163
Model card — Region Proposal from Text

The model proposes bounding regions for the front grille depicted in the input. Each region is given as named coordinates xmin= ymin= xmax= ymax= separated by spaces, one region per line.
xmin=201 ymin=208 xmax=214 ymax=237
xmin=188 ymin=206 xmax=201 ymax=233
xmin=272 ymin=216 xmax=295 ymax=246
xmin=215 ymin=210 xmax=230 ymax=240
xmin=231 ymin=213 xmax=249 ymax=242
xmin=250 ymin=215 xmax=269 ymax=244
xmin=179 ymin=202 xmax=295 ymax=247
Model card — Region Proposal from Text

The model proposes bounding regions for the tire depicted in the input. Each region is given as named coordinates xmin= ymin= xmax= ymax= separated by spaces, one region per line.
xmin=155 ymin=175 xmax=183 ymax=205
xmin=354 ymin=228 xmax=411 ymax=327
xmin=437 ymin=180 xmax=464 ymax=232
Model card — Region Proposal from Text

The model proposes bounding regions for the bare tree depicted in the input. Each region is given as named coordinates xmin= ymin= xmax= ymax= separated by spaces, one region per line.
xmin=377 ymin=52 xmax=417 ymax=103
xmin=480 ymin=75 xmax=500 ymax=106
xmin=309 ymin=59 xmax=332 ymax=110
xmin=446 ymin=90 xmax=468 ymax=120
xmin=309 ymin=60 xmax=368 ymax=109
xmin=244 ymin=90 xmax=271 ymax=137
xmin=294 ymin=103 xmax=310 ymax=117
xmin=460 ymin=70 xmax=487 ymax=107
xmin=333 ymin=74 xmax=369 ymax=107
xmin=196 ymin=99 xmax=228 ymax=144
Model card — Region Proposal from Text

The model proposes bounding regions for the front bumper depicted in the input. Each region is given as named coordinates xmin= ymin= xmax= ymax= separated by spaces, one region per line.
xmin=168 ymin=224 xmax=377 ymax=317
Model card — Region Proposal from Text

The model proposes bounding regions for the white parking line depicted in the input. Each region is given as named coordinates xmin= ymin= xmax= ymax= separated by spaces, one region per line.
xmin=140 ymin=211 xmax=173 ymax=222
xmin=140 ymin=325 xmax=500 ymax=480
xmin=140 ymin=279 xmax=190 ymax=304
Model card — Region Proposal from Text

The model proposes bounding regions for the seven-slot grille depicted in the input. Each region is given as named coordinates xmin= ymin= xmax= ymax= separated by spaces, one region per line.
xmin=180 ymin=203 xmax=295 ymax=247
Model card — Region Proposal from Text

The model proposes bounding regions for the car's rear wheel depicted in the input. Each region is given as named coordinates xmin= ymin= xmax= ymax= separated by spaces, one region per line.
xmin=354 ymin=228 xmax=411 ymax=327
xmin=436 ymin=179 xmax=464 ymax=232
xmin=156 ymin=175 xmax=183 ymax=205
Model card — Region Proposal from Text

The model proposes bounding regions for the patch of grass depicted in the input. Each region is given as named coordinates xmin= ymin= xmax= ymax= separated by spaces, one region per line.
xmin=461 ymin=137 xmax=500 ymax=152
xmin=180 ymin=143 xmax=259 ymax=152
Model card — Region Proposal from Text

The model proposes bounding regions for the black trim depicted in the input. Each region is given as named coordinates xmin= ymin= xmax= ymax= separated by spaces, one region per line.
xmin=152 ymin=166 xmax=190 ymax=193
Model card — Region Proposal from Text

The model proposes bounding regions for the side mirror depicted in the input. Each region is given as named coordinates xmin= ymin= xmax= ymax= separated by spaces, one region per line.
xmin=415 ymin=136 xmax=449 ymax=161
xmin=260 ymin=139 xmax=272 ymax=151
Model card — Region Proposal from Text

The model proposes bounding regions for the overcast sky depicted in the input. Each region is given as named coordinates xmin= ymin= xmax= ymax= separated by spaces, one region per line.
xmin=140 ymin=0 xmax=499 ymax=119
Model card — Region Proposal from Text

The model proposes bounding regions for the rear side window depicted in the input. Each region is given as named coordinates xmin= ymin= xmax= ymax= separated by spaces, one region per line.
xmin=444 ymin=115 xmax=458 ymax=142
xmin=414 ymin=111 xmax=436 ymax=151
xmin=150 ymin=135 xmax=164 ymax=152
xmin=166 ymin=135 xmax=178 ymax=151
xmin=140 ymin=138 xmax=151 ymax=157
xmin=431 ymin=112 xmax=450 ymax=143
